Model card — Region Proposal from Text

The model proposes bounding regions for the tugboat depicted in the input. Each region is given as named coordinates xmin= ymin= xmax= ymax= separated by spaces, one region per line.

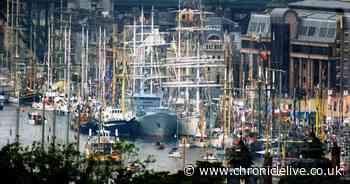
xmin=84 ymin=129 xmax=122 ymax=163
xmin=94 ymin=106 xmax=137 ymax=138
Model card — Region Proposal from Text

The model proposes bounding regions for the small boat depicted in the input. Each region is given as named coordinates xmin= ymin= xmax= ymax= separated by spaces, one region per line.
xmin=144 ymin=154 xmax=157 ymax=163
xmin=28 ymin=112 xmax=46 ymax=125
xmin=202 ymin=152 xmax=218 ymax=161
xmin=155 ymin=141 xmax=165 ymax=150
xmin=84 ymin=129 xmax=122 ymax=162
xmin=169 ymin=151 xmax=182 ymax=159
xmin=168 ymin=148 xmax=182 ymax=159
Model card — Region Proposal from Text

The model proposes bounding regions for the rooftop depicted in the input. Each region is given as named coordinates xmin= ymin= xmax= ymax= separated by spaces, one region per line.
xmin=289 ymin=0 xmax=350 ymax=12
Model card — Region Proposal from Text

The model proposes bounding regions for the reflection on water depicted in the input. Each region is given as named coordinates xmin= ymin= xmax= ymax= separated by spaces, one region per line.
xmin=0 ymin=104 xmax=210 ymax=172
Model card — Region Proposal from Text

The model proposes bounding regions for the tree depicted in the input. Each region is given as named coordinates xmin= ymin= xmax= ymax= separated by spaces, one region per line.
xmin=301 ymin=132 xmax=325 ymax=159
xmin=279 ymin=133 xmax=340 ymax=184
xmin=226 ymin=139 xmax=253 ymax=184
xmin=226 ymin=139 xmax=253 ymax=168
xmin=0 ymin=142 xmax=82 ymax=184
xmin=112 ymin=140 xmax=139 ymax=162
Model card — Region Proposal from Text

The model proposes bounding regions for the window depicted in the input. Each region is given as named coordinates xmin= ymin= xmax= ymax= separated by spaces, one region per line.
xmin=258 ymin=23 xmax=266 ymax=33
xmin=308 ymin=27 xmax=316 ymax=36
xmin=327 ymin=28 xmax=336 ymax=38
xmin=261 ymin=23 xmax=266 ymax=32
xmin=299 ymin=26 xmax=308 ymax=36
xmin=319 ymin=27 xmax=327 ymax=37
xmin=249 ymin=22 xmax=257 ymax=32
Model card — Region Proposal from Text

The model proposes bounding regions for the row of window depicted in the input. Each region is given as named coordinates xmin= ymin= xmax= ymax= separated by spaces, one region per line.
xmin=248 ymin=22 xmax=268 ymax=34
xmin=205 ymin=44 xmax=223 ymax=50
xmin=241 ymin=40 xmax=271 ymax=50
xmin=291 ymin=45 xmax=332 ymax=56
xmin=299 ymin=25 xmax=336 ymax=38
xmin=242 ymin=40 xmax=332 ymax=56
xmin=205 ymin=25 xmax=221 ymax=31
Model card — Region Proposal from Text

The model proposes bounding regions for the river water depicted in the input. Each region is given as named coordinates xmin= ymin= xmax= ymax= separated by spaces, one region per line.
xmin=0 ymin=104 xmax=208 ymax=173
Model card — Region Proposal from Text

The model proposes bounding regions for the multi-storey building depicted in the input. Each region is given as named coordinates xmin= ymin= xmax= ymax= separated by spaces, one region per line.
xmin=240 ymin=0 xmax=350 ymax=96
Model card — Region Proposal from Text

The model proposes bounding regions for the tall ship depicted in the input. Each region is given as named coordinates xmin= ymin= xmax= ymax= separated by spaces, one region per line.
xmin=125 ymin=8 xmax=177 ymax=140
xmin=78 ymin=25 xmax=137 ymax=138
xmin=165 ymin=1 xmax=229 ymax=137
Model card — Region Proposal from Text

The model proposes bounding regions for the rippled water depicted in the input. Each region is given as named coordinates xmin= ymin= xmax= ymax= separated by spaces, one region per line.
xmin=0 ymin=104 xmax=210 ymax=172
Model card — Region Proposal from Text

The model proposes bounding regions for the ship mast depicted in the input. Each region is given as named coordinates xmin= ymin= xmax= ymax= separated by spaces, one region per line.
xmin=103 ymin=27 xmax=106 ymax=105
xmin=140 ymin=7 xmax=145 ymax=94
xmin=121 ymin=28 xmax=127 ymax=117
xmin=177 ymin=0 xmax=182 ymax=96
xmin=223 ymin=33 xmax=232 ymax=142
xmin=150 ymin=6 xmax=154 ymax=95
xmin=81 ymin=25 xmax=85 ymax=100
xmin=98 ymin=26 xmax=102 ymax=102
xmin=196 ymin=41 xmax=200 ymax=112
xmin=66 ymin=16 xmax=72 ymax=145
xmin=112 ymin=24 xmax=117 ymax=107
xmin=86 ymin=28 xmax=89 ymax=97
xmin=132 ymin=18 xmax=136 ymax=94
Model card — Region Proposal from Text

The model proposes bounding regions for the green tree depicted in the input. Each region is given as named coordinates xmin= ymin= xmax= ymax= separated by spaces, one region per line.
xmin=226 ymin=139 xmax=253 ymax=168
xmin=226 ymin=139 xmax=253 ymax=183
xmin=301 ymin=132 xmax=325 ymax=159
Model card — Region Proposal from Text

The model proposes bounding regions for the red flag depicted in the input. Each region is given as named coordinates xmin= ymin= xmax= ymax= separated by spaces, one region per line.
xmin=260 ymin=51 xmax=268 ymax=61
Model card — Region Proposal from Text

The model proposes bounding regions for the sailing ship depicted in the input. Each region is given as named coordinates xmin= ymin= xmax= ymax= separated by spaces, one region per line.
xmin=165 ymin=2 xmax=226 ymax=138
xmin=78 ymin=24 xmax=138 ymax=138
xmin=126 ymin=8 xmax=177 ymax=139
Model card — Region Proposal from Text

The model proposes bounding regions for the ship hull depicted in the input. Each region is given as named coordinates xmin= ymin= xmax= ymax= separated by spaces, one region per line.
xmin=102 ymin=118 xmax=138 ymax=138
xmin=79 ymin=121 xmax=99 ymax=135
xmin=137 ymin=111 xmax=177 ymax=140
xmin=179 ymin=116 xmax=198 ymax=137
xmin=79 ymin=119 xmax=138 ymax=138
xmin=19 ymin=93 xmax=41 ymax=105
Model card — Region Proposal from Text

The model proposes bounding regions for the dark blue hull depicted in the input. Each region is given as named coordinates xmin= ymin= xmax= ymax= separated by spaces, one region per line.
xmin=79 ymin=118 xmax=138 ymax=138
xmin=102 ymin=118 xmax=138 ymax=138
xmin=19 ymin=93 xmax=41 ymax=105
xmin=79 ymin=121 xmax=99 ymax=135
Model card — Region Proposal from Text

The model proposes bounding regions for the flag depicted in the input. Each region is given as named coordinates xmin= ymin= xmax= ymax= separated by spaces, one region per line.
xmin=259 ymin=51 xmax=268 ymax=61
